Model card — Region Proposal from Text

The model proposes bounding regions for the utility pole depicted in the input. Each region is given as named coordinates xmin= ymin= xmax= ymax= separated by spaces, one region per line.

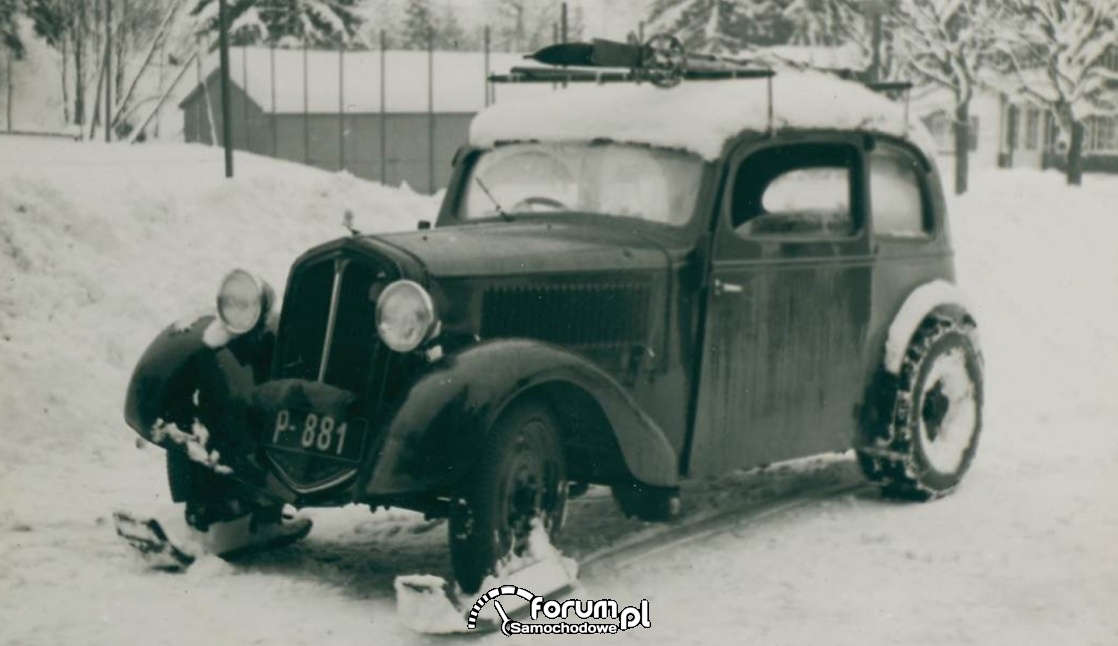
xmin=105 ymin=0 xmax=112 ymax=142
xmin=219 ymin=0 xmax=234 ymax=177
xmin=864 ymin=0 xmax=887 ymax=82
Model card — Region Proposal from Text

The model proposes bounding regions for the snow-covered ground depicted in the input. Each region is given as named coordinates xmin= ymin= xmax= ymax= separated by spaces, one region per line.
xmin=1 ymin=138 xmax=1116 ymax=645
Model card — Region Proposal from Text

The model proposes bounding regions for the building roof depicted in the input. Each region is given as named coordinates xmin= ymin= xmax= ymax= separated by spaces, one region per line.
xmin=179 ymin=47 xmax=547 ymax=115
xmin=470 ymin=68 xmax=938 ymax=161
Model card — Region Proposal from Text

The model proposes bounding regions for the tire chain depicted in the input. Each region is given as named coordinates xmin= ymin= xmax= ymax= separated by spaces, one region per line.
xmin=861 ymin=314 xmax=982 ymax=500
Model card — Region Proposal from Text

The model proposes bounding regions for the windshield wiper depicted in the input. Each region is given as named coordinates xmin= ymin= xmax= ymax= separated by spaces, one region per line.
xmin=474 ymin=176 xmax=512 ymax=222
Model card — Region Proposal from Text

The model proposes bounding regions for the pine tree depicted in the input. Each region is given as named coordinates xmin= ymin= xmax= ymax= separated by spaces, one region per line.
xmin=435 ymin=3 xmax=470 ymax=50
xmin=191 ymin=0 xmax=363 ymax=46
xmin=645 ymin=0 xmax=785 ymax=54
xmin=490 ymin=0 xmax=564 ymax=52
xmin=1 ymin=0 xmax=23 ymax=58
xmin=781 ymin=0 xmax=858 ymax=46
xmin=400 ymin=0 xmax=435 ymax=50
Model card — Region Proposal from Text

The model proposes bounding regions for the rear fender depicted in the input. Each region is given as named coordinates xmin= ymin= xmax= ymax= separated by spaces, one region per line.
xmin=363 ymin=339 xmax=679 ymax=498
xmin=883 ymin=280 xmax=979 ymax=375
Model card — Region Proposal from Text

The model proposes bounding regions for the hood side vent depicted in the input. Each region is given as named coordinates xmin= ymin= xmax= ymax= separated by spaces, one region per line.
xmin=481 ymin=284 xmax=650 ymax=346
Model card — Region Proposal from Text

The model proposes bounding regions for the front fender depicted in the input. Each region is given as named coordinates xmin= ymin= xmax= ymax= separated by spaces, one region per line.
xmin=123 ymin=312 xmax=276 ymax=467
xmin=363 ymin=339 xmax=679 ymax=498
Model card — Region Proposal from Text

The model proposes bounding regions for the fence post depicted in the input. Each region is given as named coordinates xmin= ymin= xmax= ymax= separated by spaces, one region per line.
xmin=379 ymin=30 xmax=387 ymax=185
xmin=428 ymin=29 xmax=435 ymax=194
xmin=561 ymin=2 xmax=568 ymax=42
xmin=303 ymin=40 xmax=309 ymax=165
xmin=483 ymin=25 xmax=490 ymax=108
xmin=339 ymin=45 xmax=345 ymax=171
xmin=270 ymin=41 xmax=276 ymax=156
xmin=242 ymin=46 xmax=250 ymax=152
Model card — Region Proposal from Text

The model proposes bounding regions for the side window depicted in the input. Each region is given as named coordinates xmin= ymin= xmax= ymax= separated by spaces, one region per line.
xmin=869 ymin=146 xmax=929 ymax=238
xmin=731 ymin=144 xmax=857 ymax=237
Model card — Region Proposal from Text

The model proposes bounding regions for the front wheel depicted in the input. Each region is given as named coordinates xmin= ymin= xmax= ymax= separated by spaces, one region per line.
xmin=858 ymin=315 xmax=984 ymax=499
xmin=448 ymin=400 xmax=567 ymax=594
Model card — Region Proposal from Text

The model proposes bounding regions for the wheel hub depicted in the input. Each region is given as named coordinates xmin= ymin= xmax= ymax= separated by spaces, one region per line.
xmin=921 ymin=383 xmax=950 ymax=440
xmin=917 ymin=347 xmax=979 ymax=474
xmin=504 ymin=454 xmax=545 ymax=556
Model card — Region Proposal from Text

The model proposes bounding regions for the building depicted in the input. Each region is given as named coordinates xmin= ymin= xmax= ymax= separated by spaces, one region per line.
xmin=178 ymin=47 xmax=543 ymax=193
xmin=913 ymin=60 xmax=1118 ymax=174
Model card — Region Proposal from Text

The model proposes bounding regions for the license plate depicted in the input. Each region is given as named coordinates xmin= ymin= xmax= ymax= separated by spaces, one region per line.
xmin=265 ymin=409 xmax=365 ymax=463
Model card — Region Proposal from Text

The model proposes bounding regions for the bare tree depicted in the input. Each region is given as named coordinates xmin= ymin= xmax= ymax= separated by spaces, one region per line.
xmin=27 ymin=0 xmax=176 ymax=134
xmin=27 ymin=0 xmax=96 ymax=127
xmin=999 ymin=0 xmax=1118 ymax=185
xmin=894 ymin=0 xmax=1003 ymax=195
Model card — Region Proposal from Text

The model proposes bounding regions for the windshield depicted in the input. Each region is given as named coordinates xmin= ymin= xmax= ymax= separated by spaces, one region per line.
xmin=460 ymin=142 xmax=705 ymax=226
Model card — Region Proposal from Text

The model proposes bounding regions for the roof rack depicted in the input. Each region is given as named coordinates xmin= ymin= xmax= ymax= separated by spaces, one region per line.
xmin=489 ymin=66 xmax=775 ymax=84
xmin=488 ymin=34 xmax=915 ymax=136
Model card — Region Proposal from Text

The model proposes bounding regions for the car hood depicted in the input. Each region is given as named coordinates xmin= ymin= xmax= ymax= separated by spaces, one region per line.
xmin=371 ymin=220 xmax=678 ymax=277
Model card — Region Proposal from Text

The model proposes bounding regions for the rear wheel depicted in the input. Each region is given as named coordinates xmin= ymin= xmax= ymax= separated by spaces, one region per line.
xmin=858 ymin=315 xmax=984 ymax=499
xmin=448 ymin=400 xmax=567 ymax=594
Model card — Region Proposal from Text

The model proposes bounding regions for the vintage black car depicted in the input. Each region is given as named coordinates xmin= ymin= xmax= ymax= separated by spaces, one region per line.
xmin=124 ymin=63 xmax=983 ymax=593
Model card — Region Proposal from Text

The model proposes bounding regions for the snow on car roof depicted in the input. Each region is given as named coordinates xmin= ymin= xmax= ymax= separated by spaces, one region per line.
xmin=471 ymin=69 xmax=938 ymax=161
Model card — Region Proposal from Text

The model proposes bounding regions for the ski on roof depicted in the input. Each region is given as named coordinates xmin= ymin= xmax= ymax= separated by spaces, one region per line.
xmin=473 ymin=34 xmax=933 ymax=163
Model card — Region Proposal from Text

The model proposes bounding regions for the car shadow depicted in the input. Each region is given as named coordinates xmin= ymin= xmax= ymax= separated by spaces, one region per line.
xmin=226 ymin=453 xmax=870 ymax=603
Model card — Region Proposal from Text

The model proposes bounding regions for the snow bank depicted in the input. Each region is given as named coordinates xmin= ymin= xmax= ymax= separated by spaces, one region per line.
xmin=0 ymin=138 xmax=437 ymax=523
xmin=472 ymin=70 xmax=938 ymax=161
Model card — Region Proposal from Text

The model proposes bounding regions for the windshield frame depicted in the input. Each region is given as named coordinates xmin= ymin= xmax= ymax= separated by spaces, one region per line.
xmin=442 ymin=141 xmax=713 ymax=231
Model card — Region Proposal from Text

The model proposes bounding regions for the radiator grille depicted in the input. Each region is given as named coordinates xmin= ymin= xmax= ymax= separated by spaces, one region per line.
xmin=323 ymin=262 xmax=381 ymax=392
xmin=275 ymin=260 xmax=334 ymax=381
xmin=481 ymin=284 xmax=651 ymax=346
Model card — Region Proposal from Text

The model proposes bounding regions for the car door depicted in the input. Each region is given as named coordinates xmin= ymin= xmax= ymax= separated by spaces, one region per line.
xmin=687 ymin=136 xmax=874 ymax=477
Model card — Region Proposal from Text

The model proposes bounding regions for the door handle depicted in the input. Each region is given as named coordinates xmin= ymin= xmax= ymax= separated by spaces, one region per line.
xmin=714 ymin=279 xmax=745 ymax=296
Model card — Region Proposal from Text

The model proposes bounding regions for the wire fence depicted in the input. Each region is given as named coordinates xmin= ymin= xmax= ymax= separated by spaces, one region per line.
xmin=1 ymin=4 xmax=602 ymax=194
xmin=176 ymin=27 xmax=591 ymax=194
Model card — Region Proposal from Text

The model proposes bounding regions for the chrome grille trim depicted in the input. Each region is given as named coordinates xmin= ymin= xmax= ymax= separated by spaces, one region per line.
xmin=317 ymin=259 xmax=348 ymax=382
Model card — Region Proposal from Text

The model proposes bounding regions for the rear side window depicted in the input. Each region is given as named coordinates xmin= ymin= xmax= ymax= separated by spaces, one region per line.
xmin=870 ymin=146 xmax=929 ymax=237
xmin=732 ymin=144 xmax=858 ymax=237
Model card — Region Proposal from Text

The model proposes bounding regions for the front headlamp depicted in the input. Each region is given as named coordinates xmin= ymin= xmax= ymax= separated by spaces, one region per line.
xmin=216 ymin=269 xmax=273 ymax=334
xmin=375 ymin=280 xmax=438 ymax=352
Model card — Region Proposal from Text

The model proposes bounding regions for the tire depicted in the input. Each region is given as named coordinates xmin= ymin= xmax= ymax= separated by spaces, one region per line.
xmin=858 ymin=315 xmax=984 ymax=500
xmin=448 ymin=399 xmax=568 ymax=594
